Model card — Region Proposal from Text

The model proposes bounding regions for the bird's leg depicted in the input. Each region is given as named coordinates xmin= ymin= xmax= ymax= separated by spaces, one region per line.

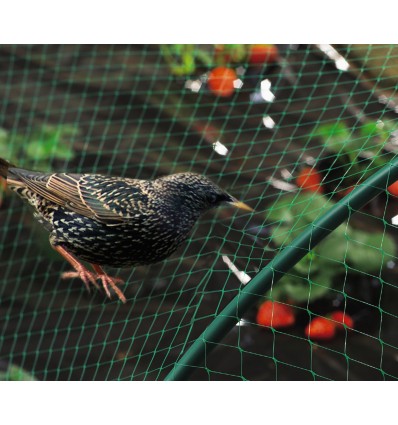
xmin=90 ymin=264 xmax=126 ymax=304
xmin=52 ymin=244 xmax=100 ymax=292
xmin=52 ymin=245 xmax=126 ymax=302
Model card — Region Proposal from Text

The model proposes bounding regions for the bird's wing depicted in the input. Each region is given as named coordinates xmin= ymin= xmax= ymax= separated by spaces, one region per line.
xmin=76 ymin=174 xmax=150 ymax=224
xmin=9 ymin=169 xmax=149 ymax=225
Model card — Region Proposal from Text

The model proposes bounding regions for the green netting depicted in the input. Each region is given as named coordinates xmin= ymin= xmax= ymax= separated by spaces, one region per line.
xmin=1 ymin=44 xmax=398 ymax=381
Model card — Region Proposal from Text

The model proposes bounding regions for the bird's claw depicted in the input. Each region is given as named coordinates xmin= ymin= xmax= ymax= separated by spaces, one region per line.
xmin=61 ymin=268 xmax=100 ymax=292
xmin=61 ymin=268 xmax=126 ymax=303
xmin=96 ymin=274 xmax=127 ymax=304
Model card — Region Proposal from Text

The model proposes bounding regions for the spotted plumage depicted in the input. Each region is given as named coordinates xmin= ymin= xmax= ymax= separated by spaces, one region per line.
xmin=0 ymin=158 xmax=252 ymax=303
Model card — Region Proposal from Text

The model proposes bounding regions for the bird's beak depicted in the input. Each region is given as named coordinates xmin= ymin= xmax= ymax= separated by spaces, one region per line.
xmin=228 ymin=198 xmax=254 ymax=212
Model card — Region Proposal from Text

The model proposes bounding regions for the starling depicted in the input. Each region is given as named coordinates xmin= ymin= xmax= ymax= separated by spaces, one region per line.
xmin=0 ymin=158 xmax=252 ymax=303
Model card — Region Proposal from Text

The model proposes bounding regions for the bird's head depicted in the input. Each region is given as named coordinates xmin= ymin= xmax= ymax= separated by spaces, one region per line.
xmin=158 ymin=172 xmax=253 ymax=214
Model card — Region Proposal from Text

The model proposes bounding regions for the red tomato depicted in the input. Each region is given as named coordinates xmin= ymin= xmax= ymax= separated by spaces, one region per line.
xmin=388 ymin=180 xmax=398 ymax=196
xmin=305 ymin=317 xmax=336 ymax=341
xmin=256 ymin=301 xmax=295 ymax=328
xmin=296 ymin=167 xmax=323 ymax=193
xmin=329 ymin=311 xmax=354 ymax=330
xmin=207 ymin=67 xmax=237 ymax=97
xmin=248 ymin=44 xmax=278 ymax=64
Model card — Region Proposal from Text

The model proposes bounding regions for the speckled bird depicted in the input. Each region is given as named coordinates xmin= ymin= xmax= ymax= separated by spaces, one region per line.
xmin=0 ymin=158 xmax=252 ymax=303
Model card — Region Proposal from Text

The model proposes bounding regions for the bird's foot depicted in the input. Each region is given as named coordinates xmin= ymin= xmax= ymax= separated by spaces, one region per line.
xmin=54 ymin=244 xmax=101 ymax=293
xmin=61 ymin=267 xmax=101 ymax=292
xmin=90 ymin=264 xmax=126 ymax=303
xmin=53 ymin=245 xmax=126 ymax=303
xmin=62 ymin=268 xmax=126 ymax=303
xmin=96 ymin=273 xmax=126 ymax=304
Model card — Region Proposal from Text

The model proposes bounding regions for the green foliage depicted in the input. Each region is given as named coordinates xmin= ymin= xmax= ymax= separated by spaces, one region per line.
xmin=0 ymin=128 xmax=12 ymax=159
xmin=160 ymin=44 xmax=248 ymax=76
xmin=310 ymin=119 xmax=398 ymax=182
xmin=267 ymin=192 xmax=396 ymax=303
xmin=160 ymin=45 xmax=213 ymax=76
xmin=0 ymin=363 xmax=37 ymax=381
xmin=0 ymin=124 xmax=77 ymax=171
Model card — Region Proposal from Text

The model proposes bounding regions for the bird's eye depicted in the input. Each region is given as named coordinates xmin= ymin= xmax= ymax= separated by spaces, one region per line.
xmin=206 ymin=193 xmax=219 ymax=205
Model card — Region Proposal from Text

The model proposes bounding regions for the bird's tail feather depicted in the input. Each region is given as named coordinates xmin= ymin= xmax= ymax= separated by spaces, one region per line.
xmin=0 ymin=158 xmax=16 ymax=179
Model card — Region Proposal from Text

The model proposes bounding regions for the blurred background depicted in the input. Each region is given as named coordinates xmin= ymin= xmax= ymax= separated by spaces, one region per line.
xmin=0 ymin=44 xmax=398 ymax=380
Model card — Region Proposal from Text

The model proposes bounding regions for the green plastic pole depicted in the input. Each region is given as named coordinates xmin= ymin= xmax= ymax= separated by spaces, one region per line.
xmin=165 ymin=158 xmax=398 ymax=381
